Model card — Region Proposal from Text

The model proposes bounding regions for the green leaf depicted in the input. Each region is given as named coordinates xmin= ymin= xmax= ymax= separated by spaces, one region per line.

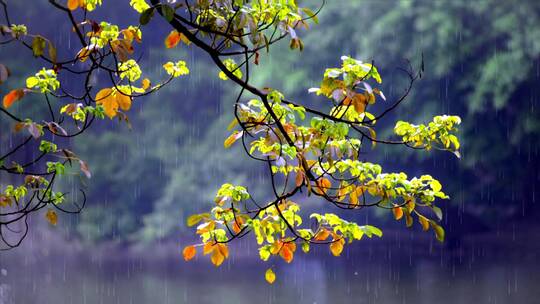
xmin=31 ymin=36 xmax=46 ymax=57
xmin=139 ymin=8 xmax=154 ymax=25
xmin=161 ymin=4 xmax=174 ymax=22
xmin=186 ymin=214 xmax=203 ymax=227
xmin=48 ymin=42 xmax=57 ymax=63
xmin=302 ymin=7 xmax=319 ymax=24
xmin=431 ymin=222 xmax=445 ymax=242
xmin=432 ymin=206 xmax=443 ymax=220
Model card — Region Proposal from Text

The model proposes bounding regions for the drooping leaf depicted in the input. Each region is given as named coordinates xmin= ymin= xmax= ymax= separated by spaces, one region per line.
xmin=224 ymin=131 xmax=243 ymax=148
xmin=418 ymin=214 xmax=430 ymax=231
xmin=392 ymin=206 xmax=403 ymax=220
xmin=79 ymin=160 xmax=91 ymax=178
xmin=31 ymin=36 xmax=46 ymax=57
xmin=431 ymin=222 xmax=445 ymax=242
xmin=45 ymin=209 xmax=58 ymax=225
xmin=329 ymin=238 xmax=345 ymax=256
xmin=161 ymin=4 xmax=175 ymax=22
xmin=139 ymin=7 xmax=155 ymax=25
xmin=0 ymin=63 xmax=10 ymax=84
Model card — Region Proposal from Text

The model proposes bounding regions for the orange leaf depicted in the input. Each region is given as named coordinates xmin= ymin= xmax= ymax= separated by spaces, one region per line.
xmin=116 ymin=92 xmax=132 ymax=111
xmin=3 ymin=89 xmax=25 ymax=108
xmin=329 ymin=238 xmax=345 ymax=256
xmin=45 ymin=209 xmax=58 ymax=226
xmin=182 ymin=245 xmax=197 ymax=261
xmin=165 ymin=30 xmax=182 ymax=48
xmin=418 ymin=215 xmax=430 ymax=231
xmin=314 ymin=178 xmax=331 ymax=195
xmin=217 ymin=243 xmax=229 ymax=259
xmin=295 ymin=169 xmax=304 ymax=187
xmin=352 ymin=93 xmax=367 ymax=113
xmin=271 ymin=241 xmax=283 ymax=255
xmin=141 ymin=78 xmax=151 ymax=90
xmin=211 ymin=249 xmax=225 ymax=267
xmin=314 ymin=228 xmax=330 ymax=241
xmin=232 ymin=217 xmax=244 ymax=234
xmin=393 ymin=206 xmax=404 ymax=220
xmin=405 ymin=213 xmax=413 ymax=228
xmin=280 ymin=246 xmax=294 ymax=263
xmin=67 ymin=0 xmax=80 ymax=11
xmin=349 ymin=186 xmax=358 ymax=207
xmin=224 ymin=131 xmax=243 ymax=148
xmin=203 ymin=242 xmax=214 ymax=255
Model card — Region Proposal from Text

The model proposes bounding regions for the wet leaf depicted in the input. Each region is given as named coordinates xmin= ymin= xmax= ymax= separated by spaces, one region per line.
xmin=418 ymin=214 xmax=429 ymax=231
xmin=45 ymin=209 xmax=57 ymax=225
xmin=330 ymin=238 xmax=345 ymax=256
xmin=161 ymin=4 xmax=175 ymax=22
xmin=182 ymin=245 xmax=197 ymax=261
xmin=186 ymin=214 xmax=202 ymax=227
xmin=165 ymin=30 xmax=181 ymax=48
xmin=224 ymin=131 xmax=243 ymax=148
xmin=139 ymin=8 xmax=155 ymax=25
xmin=393 ymin=206 xmax=403 ymax=220
xmin=0 ymin=64 xmax=9 ymax=84
xmin=79 ymin=160 xmax=91 ymax=178
xmin=31 ymin=36 xmax=46 ymax=57
xmin=141 ymin=78 xmax=151 ymax=90
xmin=2 ymin=89 xmax=24 ymax=108
xmin=265 ymin=268 xmax=276 ymax=284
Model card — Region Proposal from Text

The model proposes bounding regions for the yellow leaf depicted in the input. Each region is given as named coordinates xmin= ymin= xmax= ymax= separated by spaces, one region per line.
xmin=393 ymin=206 xmax=403 ymax=220
xmin=329 ymin=238 xmax=344 ymax=256
xmin=186 ymin=214 xmax=202 ymax=227
xmin=265 ymin=268 xmax=276 ymax=284
xmin=182 ymin=245 xmax=197 ymax=261
xmin=45 ymin=209 xmax=58 ymax=225
xmin=226 ymin=118 xmax=238 ymax=131
xmin=224 ymin=131 xmax=243 ymax=148
xmin=165 ymin=30 xmax=181 ymax=48
xmin=3 ymin=89 xmax=25 ymax=108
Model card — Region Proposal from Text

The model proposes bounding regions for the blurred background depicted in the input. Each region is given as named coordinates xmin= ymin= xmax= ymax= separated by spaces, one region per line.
xmin=1 ymin=0 xmax=540 ymax=303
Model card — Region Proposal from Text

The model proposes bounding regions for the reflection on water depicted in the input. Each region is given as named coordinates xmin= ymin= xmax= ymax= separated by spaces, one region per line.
xmin=1 ymin=232 xmax=539 ymax=304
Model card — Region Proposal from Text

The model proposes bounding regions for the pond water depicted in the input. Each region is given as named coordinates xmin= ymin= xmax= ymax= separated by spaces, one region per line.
xmin=1 ymin=230 xmax=539 ymax=304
